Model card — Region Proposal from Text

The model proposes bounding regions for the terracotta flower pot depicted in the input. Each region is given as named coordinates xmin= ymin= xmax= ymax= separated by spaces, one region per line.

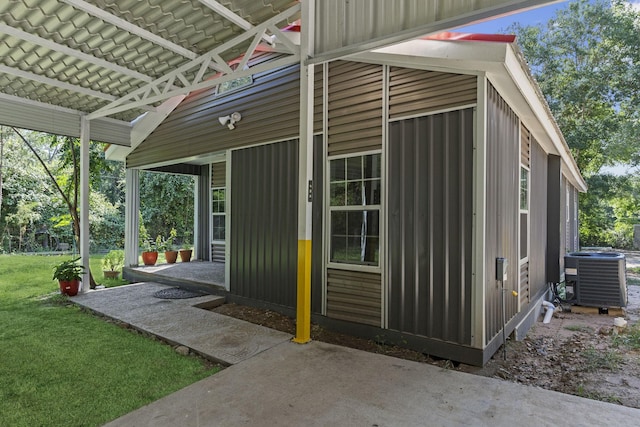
xmin=142 ymin=251 xmax=158 ymax=266
xmin=179 ymin=249 xmax=192 ymax=262
xmin=165 ymin=250 xmax=179 ymax=264
xmin=59 ymin=279 xmax=80 ymax=296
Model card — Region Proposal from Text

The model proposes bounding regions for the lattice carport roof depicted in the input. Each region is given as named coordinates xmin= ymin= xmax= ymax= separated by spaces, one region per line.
xmin=0 ymin=0 xmax=298 ymax=122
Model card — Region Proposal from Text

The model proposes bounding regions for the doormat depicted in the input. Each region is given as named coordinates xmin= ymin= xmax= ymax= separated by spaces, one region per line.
xmin=153 ymin=287 xmax=205 ymax=299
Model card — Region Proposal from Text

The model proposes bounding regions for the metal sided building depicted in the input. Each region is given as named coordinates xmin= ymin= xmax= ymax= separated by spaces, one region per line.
xmin=120 ymin=33 xmax=586 ymax=366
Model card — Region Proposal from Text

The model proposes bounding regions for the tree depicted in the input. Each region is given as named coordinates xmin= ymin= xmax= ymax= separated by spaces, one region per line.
xmin=510 ymin=0 xmax=640 ymax=246
xmin=10 ymin=128 xmax=119 ymax=287
xmin=139 ymin=171 xmax=195 ymax=244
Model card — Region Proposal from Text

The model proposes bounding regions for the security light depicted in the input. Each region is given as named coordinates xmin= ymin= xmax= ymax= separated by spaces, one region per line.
xmin=218 ymin=112 xmax=242 ymax=130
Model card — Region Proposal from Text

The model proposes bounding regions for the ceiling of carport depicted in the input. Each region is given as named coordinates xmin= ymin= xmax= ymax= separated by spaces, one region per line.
xmin=0 ymin=0 xmax=299 ymax=123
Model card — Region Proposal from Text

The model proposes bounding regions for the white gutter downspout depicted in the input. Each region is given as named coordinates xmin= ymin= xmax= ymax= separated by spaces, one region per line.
xmin=542 ymin=300 xmax=555 ymax=324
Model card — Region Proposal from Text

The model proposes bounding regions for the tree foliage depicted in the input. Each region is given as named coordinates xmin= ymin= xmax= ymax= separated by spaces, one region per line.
xmin=511 ymin=0 xmax=640 ymax=247
xmin=139 ymin=171 xmax=194 ymax=245
xmin=0 ymin=127 xmax=126 ymax=254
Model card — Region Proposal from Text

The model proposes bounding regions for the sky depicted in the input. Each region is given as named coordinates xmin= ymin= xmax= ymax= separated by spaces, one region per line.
xmin=455 ymin=0 xmax=640 ymax=34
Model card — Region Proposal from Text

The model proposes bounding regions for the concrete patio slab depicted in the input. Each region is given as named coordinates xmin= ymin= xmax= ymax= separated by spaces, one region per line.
xmin=72 ymin=282 xmax=640 ymax=426
xmin=73 ymin=283 xmax=291 ymax=365
xmin=104 ymin=339 xmax=640 ymax=427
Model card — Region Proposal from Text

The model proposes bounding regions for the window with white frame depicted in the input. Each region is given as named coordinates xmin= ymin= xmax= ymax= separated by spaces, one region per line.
xmin=212 ymin=187 xmax=226 ymax=241
xmin=329 ymin=153 xmax=381 ymax=267
xmin=520 ymin=166 xmax=529 ymax=261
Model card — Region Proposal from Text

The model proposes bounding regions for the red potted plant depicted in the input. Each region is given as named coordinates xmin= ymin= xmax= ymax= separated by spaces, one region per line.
xmin=139 ymin=222 xmax=158 ymax=266
xmin=53 ymin=258 xmax=85 ymax=296
xmin=159 ymin=228 xmax=179 ymax=264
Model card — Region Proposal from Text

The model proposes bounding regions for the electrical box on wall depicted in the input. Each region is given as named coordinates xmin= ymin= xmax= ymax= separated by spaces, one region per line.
xmin=496 ymin=257 xmax=508 ymax=281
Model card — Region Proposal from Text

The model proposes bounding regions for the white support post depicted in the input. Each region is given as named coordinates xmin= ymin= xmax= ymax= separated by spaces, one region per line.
xmin=293 ymin=0 xmax=315 ymax=344
xmin=124 ymin=168 xmax=140 ymax=267
xmin=79 ymin=116 xmax=91 ymax=293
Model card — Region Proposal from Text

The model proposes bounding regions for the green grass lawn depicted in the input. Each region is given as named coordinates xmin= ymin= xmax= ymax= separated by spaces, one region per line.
xmin=0 ymin=254 xmax=220 ymax=427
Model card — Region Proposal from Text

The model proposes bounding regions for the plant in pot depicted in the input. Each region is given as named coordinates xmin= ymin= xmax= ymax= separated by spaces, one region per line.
xmin=53 ymin=257 xmax=86 ymax=296
xmin=159 ymin=228 xmax=178 ymax=264
xmin=102 ymin=249 xmax=124 ymax=279
xmin=139 ymin=223 xmax=158 ymax=266
xmin=179 ymin=241 xmax=193 ymax=262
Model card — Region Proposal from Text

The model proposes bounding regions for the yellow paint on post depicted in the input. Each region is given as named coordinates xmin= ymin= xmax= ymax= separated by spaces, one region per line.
xmin=293 ymin=239 xmax=312 ymax=344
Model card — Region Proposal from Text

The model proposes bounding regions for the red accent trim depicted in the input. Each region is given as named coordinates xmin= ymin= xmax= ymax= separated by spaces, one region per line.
xmin=425 ymin=32 xmax=516 ymax=43
xmin=282 ymin=22 xmax=301 ymax=32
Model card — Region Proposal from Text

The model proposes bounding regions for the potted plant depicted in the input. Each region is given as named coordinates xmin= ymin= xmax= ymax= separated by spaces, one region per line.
xmin=53 ymin=257 xmax=86 ymax=296
xmin=179 ymin=241 xmax=193 ymax=262
xmin=139 ymin=222 xmax=158 ymax=266
xmin=159 ymin=228 xmax=178 ymax=264
xmin=102 ymin=249 xmax=124 ymax=279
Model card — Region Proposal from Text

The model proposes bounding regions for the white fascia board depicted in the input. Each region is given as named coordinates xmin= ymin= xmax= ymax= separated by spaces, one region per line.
xmin=368 ymin=39 xmax=508 ymax=67
xmin=351 ymin=39 xmax=507 ymax=76
xmin=499 ymin=46 xmax=586 ymax=192
xmin=105 ymin=94 xmax=185 ymax=162
xmin=0 ymin=93 xmax=131 ymax=145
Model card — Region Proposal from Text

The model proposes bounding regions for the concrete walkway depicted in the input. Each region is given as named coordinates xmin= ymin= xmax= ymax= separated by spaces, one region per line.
xmin=73 ymin=282 xmax=290 ymax=365
xmin=73 ymin=283 xmax=640 ymax=426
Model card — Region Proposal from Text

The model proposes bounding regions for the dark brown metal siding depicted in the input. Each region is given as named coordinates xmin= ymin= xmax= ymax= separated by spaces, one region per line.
xmin=311 ymin=135 xmax=324 ymax=314
xmin=326 ymin=269 xmax=381 ymax=327
xmin=568 ymin=185 xmax=579 ymax=251
xmin=327 ymin=61 xmax=383 ymax=156
xmin=211 ymin=161 xmax=226 ymax=263
xmin=128 ymin=60 xmax=301 ymax=168
xmin=388 ymin=109 xmax=474 ymax=345
xmin=561 ymin=177 xmax=568 ymax=254
xmin=485 ymin=84 xmax=519 ymax=344
xmin=529 ymin=138 xmax=548 ymax=297
xmin=196 ymin=165 xmax=210 ymax=261
xmin=520 ymin=124 xmax=531 ymax=168
xmin=314 ymin=65 xmax=323 ymax=134
xmin=546 ymin=155 xmax=562 ymax=283
xmin=388 ymin=68 xmax=476 ymax=119
xmin=519 ymin=124 xmax=531 ymax=303
xmin=212 ymin=161 xmax=226 ymax=188
xmin=519 ymin=263 xmax=530 ymax=306
xmin=230 ymin=139 xmax=298 ymax=307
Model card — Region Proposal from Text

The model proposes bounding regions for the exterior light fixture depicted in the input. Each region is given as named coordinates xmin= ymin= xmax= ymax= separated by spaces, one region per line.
xmin=218 ymin=112 xmax=242 ymax=130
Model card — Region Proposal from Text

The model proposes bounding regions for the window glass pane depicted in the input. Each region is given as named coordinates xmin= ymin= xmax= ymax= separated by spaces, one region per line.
xmin=364 ymin=153 xmax=381 ymax=179
xmin=520 ymin=168 xmax=528 ymax=210
xmin=330 ymin=182 xmax=346 ymax=206
xmin=330 ymin=158 xmax=345 ymax=181
xmin=212 ymin=216 xmax=225 ymax=240
xmin=346 ymin=156 xmax=362 ymax=180
xmin=218 ymin=76 xmax=252 ymax=94
xmin=346 ymin=182 xmax=362 ymax=205
xmin=331 ymin=211 xmax=347 ymax=235
xmin=330 ymin=210 xmax=379 ymax=266
xmin=363 ymin=179 xmax=381 ymax=205
xmin=346 ymin=210 xmax=363 ymax=236
xmin=330 ymin=236 xmax=348 ymax=263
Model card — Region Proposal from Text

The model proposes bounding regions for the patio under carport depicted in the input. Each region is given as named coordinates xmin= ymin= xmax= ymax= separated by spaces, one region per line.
xmin=70 ymin=282 xmax=640 ymax=426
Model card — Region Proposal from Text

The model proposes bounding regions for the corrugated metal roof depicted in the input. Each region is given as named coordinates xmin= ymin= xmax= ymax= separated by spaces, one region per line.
xmin=0 ymin=0 xmax=298 ymax=122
